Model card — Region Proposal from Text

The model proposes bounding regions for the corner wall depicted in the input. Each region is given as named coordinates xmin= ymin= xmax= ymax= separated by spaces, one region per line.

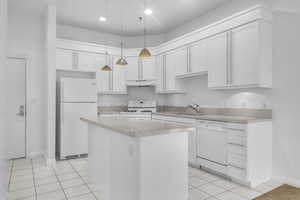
xmin=7 ymin=10 xmax=47 ymax=157
xmin=0 ymin=0 xmax=8 ymax=199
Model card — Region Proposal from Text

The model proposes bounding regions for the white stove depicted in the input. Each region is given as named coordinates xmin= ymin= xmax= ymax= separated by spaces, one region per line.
xmin=126 ymin=100 xmax=157 ymax=113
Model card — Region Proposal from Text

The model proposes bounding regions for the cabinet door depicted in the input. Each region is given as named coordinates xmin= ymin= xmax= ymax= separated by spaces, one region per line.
xmin=112 ymin=57 xmax=127 ymax=93
xmin=207 ymin=32 xmax=228 ymax=88
xmin=190 ymin=41 xmax=207 ymax=73
xmin=141 ymin=57 xmax=156 ymax=80
xmin=77 ymin=51 xmax=96 ymax=72
xmin=156 ymin=55 xmax=165 ymax=92
xmin=174 ymin=48 xmax=188 ymax=76
xmin=126 ymin=56 xmax=139 ymax=81
xmin=165 ymin=53 xmax=176 ymax=91
xmin=56 ymin=48 xmax=74 ymax=70
xmin=95 ymin=54 xmax=110 ymax=92
xmin=231 ymin=22 xmax=259 ymax=86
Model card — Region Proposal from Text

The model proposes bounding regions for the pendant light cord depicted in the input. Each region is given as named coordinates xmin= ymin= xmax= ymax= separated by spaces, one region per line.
xmin=143 ymin=0 xmax=147 ymax=49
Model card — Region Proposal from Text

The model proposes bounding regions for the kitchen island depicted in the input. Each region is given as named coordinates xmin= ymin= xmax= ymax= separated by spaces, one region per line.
xmin=81 ymin=116 xmax=194 ymax=200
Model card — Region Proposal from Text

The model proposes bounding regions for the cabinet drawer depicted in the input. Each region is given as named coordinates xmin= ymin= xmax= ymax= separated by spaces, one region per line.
xmin=227 ymin=130 xmax=246 ymax=146
xmin=228 ymin=144 xmax=246 ymax=156
xmin=228 ymin=166 xmax=246 ymax=181
xmin=228 ymin=153 xmax=246 ymax=169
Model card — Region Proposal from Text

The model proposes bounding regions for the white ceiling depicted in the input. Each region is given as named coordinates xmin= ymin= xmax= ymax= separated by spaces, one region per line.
xmin=9 ymin=0 xmax=232 ymax=36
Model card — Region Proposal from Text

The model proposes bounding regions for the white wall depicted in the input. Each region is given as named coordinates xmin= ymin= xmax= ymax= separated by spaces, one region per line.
xmin=57 ymin=24 xmax=166 ymax=48
xmin=0 ymin=0 xmax=8 ymax=198
xmin=164 ymin=76 xmax=271 ymax=109
xmin=7 ymin=10 xmax=46 ymax=156
xmin=164 ymin=0 xmax=263 ymax=41
xmin=271 ymin=12 xmax=300 ymax=186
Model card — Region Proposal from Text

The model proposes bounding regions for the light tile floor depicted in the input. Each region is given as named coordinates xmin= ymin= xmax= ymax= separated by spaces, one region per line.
xmin=7 ymin=157 xmax=282 ymax=200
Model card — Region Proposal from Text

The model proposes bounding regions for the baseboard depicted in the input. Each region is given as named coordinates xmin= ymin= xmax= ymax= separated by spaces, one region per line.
xmin=273 ymin=176 xmax=300 ymax=188
xmin=30 ymin=151 xmax=45 ymax=159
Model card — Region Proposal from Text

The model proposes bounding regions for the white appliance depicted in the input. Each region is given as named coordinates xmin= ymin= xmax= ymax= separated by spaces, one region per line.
xmin=127 ymin=100 xmax=157 ymax=113
xmin=196 ymin=121 xmax=228 ymax=174
xmin=57 ymin=78 xmax=97 ymax=159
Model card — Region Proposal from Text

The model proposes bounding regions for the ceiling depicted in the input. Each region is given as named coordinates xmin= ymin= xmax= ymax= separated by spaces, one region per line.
xmin=9 ymin=0 xmax=232 ymax=36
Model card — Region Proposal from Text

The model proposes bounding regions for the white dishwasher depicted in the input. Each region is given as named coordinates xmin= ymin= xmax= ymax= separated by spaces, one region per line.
xmin=196 ymin=120 xmax=228 ymax=174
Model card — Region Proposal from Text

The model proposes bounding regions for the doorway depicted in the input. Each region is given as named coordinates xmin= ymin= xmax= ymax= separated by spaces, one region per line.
xmin=7 ymin=57 xmax=27 ymax=159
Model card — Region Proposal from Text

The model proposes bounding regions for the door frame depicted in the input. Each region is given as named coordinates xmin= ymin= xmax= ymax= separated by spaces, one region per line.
xmin=7 ymin=55 xmax=32 ymax=159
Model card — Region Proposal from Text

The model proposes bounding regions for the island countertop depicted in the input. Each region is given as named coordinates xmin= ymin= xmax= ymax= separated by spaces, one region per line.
xmin=81 ymin=116 xmax=194 ymax=137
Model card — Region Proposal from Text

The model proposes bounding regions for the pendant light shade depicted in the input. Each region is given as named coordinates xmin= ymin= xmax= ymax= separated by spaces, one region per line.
xmin=102 ymin=64 xmax=112 ymax=71
xmin=116 ymin=57 xmax=128 ymax=65
xmin=139 ymin=48 xmax=151 ymax=57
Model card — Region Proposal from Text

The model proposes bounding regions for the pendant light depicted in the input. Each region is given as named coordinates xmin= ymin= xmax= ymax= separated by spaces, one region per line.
xmin=116 ymin=42 xmax=128 ymax=65
xmin=116 ymin=2 xmax=128 ymax=66
xmin=102 ymin=49 xmax=112 ymax=71
xmin=101 ymin=0 xmax=112 ymax=71
xmin=139 ymin=0 xmax=151 ymax=57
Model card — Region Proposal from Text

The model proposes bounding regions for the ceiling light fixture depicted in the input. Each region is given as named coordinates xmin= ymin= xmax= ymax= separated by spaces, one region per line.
xmin=99 ymin=16 xmax=107 ymax=22
xmin=138 ymin=15 xmax=151 ymax=57
xmin=144 ymin=8 xmax=152 ymax=15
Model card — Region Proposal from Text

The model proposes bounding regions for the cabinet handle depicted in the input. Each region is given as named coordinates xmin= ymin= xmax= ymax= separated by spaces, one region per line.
xmin=228 ymin=143 xmax=245 ymax=147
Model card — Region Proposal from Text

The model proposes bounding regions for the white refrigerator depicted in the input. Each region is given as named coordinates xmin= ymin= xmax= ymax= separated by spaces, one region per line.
xmin=57 ymin=78 xmax=97 ymax=159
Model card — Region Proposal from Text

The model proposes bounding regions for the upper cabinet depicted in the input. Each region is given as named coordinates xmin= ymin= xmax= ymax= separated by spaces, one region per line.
xmin=189 ymin=40 xmax=207 ymax=74
xmin=126 ymin=56 xmax=139 ymax=81
xmin=56 ymin=48 xmax=97 ymax=72
xmin=112 ymin=56 xmax=127 ymax=93
xmin=141 ymin=57 xmax=156 ymax=81
xmin=77 ymin=52 xmax=97 ymax=72
xmin=56 ymin=48 xmax=74 ymax=70
xmin=126 ymin=56 xmax=156 ymax=86
xmin=207 ymin=32 xmax=228 ymax=88
xmin=95 ymin=54 xmax=110 ymax=93
xmin=156 ymin=53 xmax=183 ymax=93
xmin=207 ymin=21 xmax=272 ymax=89
xmin=96 ymin=55 xmax=127 ymax=94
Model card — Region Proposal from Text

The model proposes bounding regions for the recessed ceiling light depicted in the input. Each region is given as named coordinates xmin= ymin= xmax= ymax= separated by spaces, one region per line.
xmin=99 ymin=16 xmax=107 ymax=22
xmin=144 ymin=9 xmax=153 ymax=15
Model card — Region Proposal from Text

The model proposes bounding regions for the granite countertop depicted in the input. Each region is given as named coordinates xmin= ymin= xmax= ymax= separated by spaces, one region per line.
xmin=154 ymin=112 xmax=272 ymax=124
xmin=81 ymin=116 xmax=194 ymax=137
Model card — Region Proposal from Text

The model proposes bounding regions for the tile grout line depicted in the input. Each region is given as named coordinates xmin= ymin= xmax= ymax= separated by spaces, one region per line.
xmin=51 ymin=163 xmax=69 ymax=200
xmin=68 ymin=159 xmax=98 ymax=200
xmin=7 ymin=159 xmax=14 ymax=192
xmin=30 ymin=158 xmax=38 ymax=200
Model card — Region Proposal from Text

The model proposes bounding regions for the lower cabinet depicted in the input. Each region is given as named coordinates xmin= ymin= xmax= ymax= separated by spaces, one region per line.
xmin=152 ymin=114 xmax=272 ymax=188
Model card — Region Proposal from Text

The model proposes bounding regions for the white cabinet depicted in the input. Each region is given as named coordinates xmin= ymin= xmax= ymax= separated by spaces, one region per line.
xmin=96 ymin=55 xmax=127 ymax=94
xmin=155 ymin=54 xmax=165 ymax=93
xmin=56 ymin=48 xmax=74 ymax=70
xmin=173 ymin=48 xmax=188 ymax=76
xmin=230 ymin=21 xmax=260 ymax=86
xmin=151 ymin=114 xmax=197 ymax=166
xmin=77 ymin=51 xmax=96 ymax=72
xmin=126 ymin=56 xmax=156 ymax=85
xmin=56 ymin=48 xmax=97 ymax=72
xmin=156 ymin=53 xmax=183 ymax=93
xmin=112 ymin=56 xmax=127 ymax=93
xmin=165 ymin=53 xmax=176 ymax=91
xmin=141 ymin=57 xmax=156 ymax=80
xmin=208 ymin=21 xmax=272 ymax=89
xmin=189 ymin=41 xmax=207 ymax=74
xmin=207 ymin=32 xmax=228 ymax=88
xmin=126 ymin=57 xmax=139 ymax=81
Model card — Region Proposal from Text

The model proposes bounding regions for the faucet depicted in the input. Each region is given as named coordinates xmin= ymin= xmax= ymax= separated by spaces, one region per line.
xmin=188 ymin=103 xmax=201 ymax=113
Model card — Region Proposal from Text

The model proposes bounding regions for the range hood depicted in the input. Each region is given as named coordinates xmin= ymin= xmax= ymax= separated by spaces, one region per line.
xmin=127 ymin=80 xmax=156 ymax=87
